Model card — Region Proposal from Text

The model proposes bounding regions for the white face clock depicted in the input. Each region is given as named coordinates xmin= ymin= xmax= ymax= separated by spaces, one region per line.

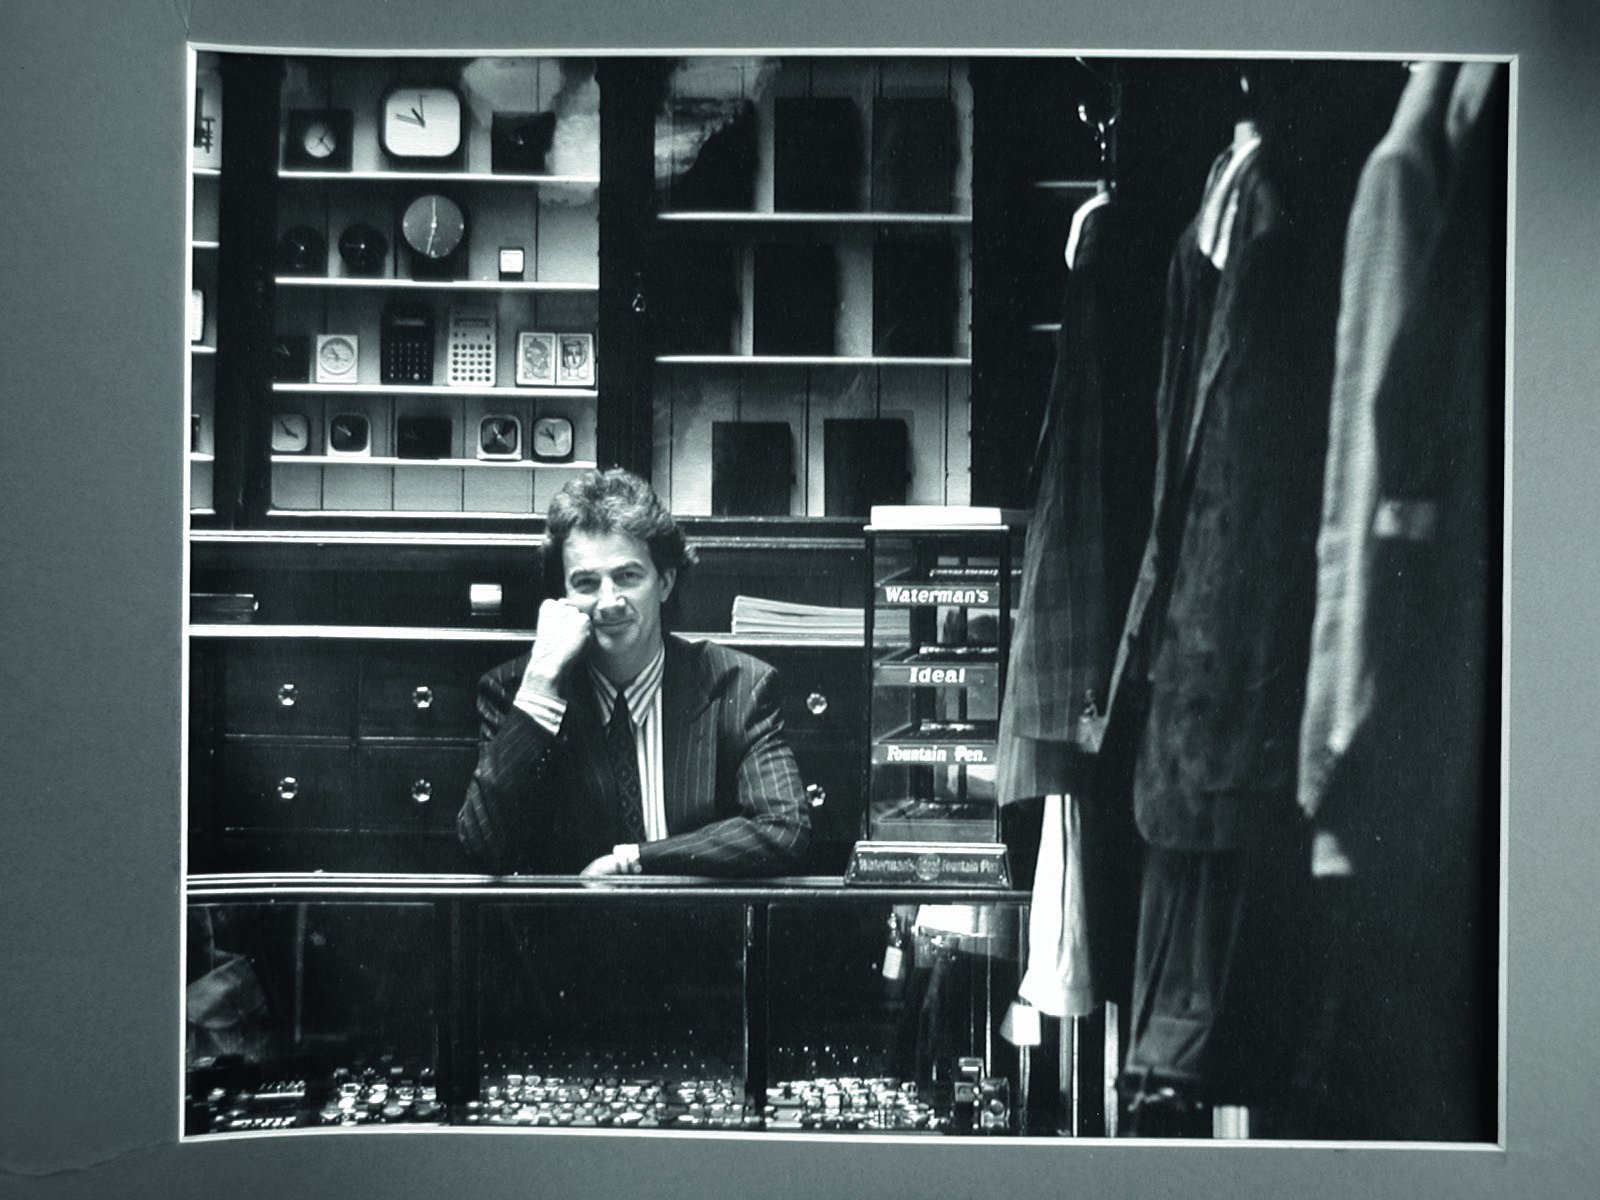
xmin=302 ymin=119 xmax=338 ymax=160
xmin=315 ymin=334 xmax=360 ymax=384
xmin=382 ymin=87 xmax=464 ymax=160
xmin=531 ymin=416 xmax=575 ymax=462
xmin=270 ymin=413 xmax=310 ymax=454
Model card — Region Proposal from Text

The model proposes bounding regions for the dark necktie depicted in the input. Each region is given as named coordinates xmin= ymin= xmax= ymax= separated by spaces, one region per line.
xmin=605 ymin=689 xmax=646 ymax=843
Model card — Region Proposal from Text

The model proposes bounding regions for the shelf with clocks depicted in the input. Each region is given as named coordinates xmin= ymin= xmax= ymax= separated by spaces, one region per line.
xmin=188 ymin=53 xmax=225 ymax=518
xmin=266 ymin=390 xmax=594 ymax=515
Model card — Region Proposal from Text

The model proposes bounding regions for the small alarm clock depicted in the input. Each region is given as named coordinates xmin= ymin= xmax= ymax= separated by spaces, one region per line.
xmin=314 ymin=334 xmax=360 ymax=384
xmin=270 ymin=413 xmax=310 ymax=454
xmin=530 ymin=416 xmax=575 ymax=462
xmin=278 ymin=225 xmax=328 ymax=276
xmin=477 ymin=414 xmax=521 ymax=461
xmin=338 ymin=223 xmax=388 ymax=276
xmin=327 ymin=412 xmax=372 ymax=456
xmin=284 ymin=109 xmax=353 ymax=171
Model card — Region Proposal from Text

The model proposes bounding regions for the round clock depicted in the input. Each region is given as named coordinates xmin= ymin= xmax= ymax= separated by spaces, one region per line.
xmin=400 ymin=194 xmax=467 ymax=276
xmin=302 ymin=119 xmax=339 ymax=161
xmin=337 ymin=223 xmax=388 ymax=276
xmin=531 ymin=416 xmax=575 ymax=462
xmin=277 ymin=225 xmax=327 ymax=276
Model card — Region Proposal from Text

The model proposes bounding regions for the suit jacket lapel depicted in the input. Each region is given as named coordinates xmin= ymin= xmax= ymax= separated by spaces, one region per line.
xmin=660 ymin=637 xmax=714 ymax=834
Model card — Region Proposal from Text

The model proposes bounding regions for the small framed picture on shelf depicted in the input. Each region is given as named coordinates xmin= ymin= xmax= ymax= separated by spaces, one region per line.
xmin=515 ymin=332 xmax=557 ymax=387
xmin=556 ymin=333 xmax=595 ymax=387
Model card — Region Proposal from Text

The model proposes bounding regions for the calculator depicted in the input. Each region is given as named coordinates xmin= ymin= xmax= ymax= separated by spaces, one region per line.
xmin=380 ymin=300 xmax=435 ymax=385
xmin=446 ymin=310 xmax=497 ymax=387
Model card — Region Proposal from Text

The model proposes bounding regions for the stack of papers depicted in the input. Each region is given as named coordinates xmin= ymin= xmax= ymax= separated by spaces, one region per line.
xmin=731 ymin=595 xmax=908 ymax=640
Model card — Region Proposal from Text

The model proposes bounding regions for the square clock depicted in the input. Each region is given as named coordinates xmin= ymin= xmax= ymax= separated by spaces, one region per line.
xmin=477 ymin=414 xmax=521 ymax=461
xmin=382 ymin=86 xmax=464 ymax=163
xmin=270 ymin=413 xmax=310 ymax=454
xmin=284 ymin=109 xmax=354 ymax=171
xmin=315 ymin=334 xmax=360 ymax=385
xmin=327 ymin=412 xmax=372 ymax=456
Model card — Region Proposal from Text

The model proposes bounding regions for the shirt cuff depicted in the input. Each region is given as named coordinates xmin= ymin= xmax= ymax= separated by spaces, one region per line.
xmin=611 ymin=843 xmax=642 ymax=874
xmin=512 ymin=683 xmax=567 ymax=735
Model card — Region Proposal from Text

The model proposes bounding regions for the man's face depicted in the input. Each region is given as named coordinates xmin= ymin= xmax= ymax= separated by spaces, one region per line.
xmin=561 ymin=528 xmax=675 ymax=681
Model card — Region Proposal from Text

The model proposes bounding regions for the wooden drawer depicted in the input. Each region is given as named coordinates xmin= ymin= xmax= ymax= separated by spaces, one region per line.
xmin=358 ymin=644 xmax=509 ymax=739
xmin=357 ymin=744 xmax=479 ymax=836
xmin=222 ymin=644 xmax=355 ymax=736
xmin=751 ymin=645 xmax=865 ymax=736
xmin=786 ymin=730 xmax=865 ymax=855
xmin=217 ymin=740 xmax=355 ymax=833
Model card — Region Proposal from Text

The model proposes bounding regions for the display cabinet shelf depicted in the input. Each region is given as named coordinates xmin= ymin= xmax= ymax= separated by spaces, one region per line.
xmin=656 ymin=354 xmax=971 ymax=367
xmin=279 ymin=170 xmax=599 ymax=187
xmin=268 ymin=455 xmax=597 ymax=471
xmin=191 ymin=623 xmax=536 ymax=641
xmin=193 ymin=239 xmax=221 ymax=250
xmin=273 ymin=277 xmax=597 ymax=293
xmin=183 ymin=876 xmax=1038 ymax=1139
xmin=658 ymin=211 xmax=971 ymax=226
xmin=263 ymin=508 xmax=542 ymax=521
xmin=271 ymin=382 xmax=596 ymax=399
xmin=191 ymin=345 xmax=217 ymax=356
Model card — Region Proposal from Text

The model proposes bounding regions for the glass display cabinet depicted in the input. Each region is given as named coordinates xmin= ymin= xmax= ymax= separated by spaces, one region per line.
xmin=857 ymin=510 xmax=1024 ymax=871
xmin=184 ymin=877 xmax=1034 ymax=1137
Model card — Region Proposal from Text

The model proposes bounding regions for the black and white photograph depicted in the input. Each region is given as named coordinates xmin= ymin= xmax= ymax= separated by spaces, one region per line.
xmin=5 ymin=3 xmax=1597 ymax=1200
xmin=178 ymin=46 xmax=1504 ymax=1146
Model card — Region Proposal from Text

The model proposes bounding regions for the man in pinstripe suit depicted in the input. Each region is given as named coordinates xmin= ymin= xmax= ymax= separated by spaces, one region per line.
xmin=457 ymin=469 xmax=809 ymax=877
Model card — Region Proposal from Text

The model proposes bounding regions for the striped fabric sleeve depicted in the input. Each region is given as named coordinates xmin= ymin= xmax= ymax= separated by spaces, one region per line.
xmin=456 ymin=658 xmax=560 ymax=874
xmin=636 ymin=660 xmax=809 ymax=877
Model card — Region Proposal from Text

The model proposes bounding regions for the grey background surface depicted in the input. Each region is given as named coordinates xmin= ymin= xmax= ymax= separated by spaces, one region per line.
xmin=2 ymin=0 xmax=1596 ymax=1195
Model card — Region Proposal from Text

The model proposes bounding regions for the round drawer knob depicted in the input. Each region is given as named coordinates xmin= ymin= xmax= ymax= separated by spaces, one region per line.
xmin=805 ymin=783 xmax=827 ymax=809
xmin=805 ymin=692 xmax=829 ymax=716
xmin=411 ymin=780 xmax=433 ymax=805
xmin=412 ymin=685 xmax=435 ymax=710
xmin=277 ymin=683 xmax=298 ymax=708
xmin=276 ymin=777 xmax=299 ymax=803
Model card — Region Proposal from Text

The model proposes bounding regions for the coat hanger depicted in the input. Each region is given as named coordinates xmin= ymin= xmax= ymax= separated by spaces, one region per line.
xmin=1073 ymin=57 xmax=1122 ymax=193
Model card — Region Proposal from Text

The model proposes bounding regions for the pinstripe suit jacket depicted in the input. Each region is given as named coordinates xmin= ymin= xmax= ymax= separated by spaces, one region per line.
xmin=456 ymin=635 xmax=809 ymax=876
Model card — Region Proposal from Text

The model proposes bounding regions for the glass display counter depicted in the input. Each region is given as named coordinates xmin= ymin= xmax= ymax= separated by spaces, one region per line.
xmin=184 ymin=876 xmax=1032 ymax=1137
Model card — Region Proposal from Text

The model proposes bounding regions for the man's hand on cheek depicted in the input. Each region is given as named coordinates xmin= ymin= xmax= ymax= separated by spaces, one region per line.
xmin=523 ymin=597 xmax=593 ymax=693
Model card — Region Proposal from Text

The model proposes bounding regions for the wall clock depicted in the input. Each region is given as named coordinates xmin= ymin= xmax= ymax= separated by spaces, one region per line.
xmin=382 ymin=87 xmax=463 ymax=162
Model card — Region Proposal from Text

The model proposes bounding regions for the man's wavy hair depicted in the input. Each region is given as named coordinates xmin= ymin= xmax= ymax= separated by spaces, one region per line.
xmin=541 ymin=468 xmax=697 ymax=596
